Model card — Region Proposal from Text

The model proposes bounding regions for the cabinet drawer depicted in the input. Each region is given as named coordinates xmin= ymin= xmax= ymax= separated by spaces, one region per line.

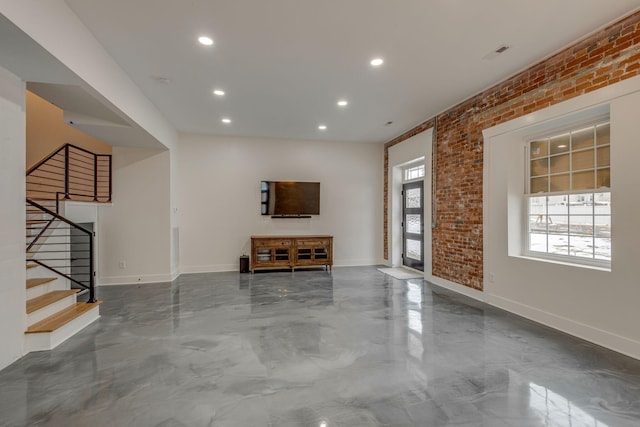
xmin=254 ymin=239 xmax=291 ymax=247
xmin=297 ymin=239 xmax=329 ymax=246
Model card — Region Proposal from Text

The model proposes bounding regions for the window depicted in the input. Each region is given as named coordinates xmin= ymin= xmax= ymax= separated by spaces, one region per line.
xmin=404 ymin=164 xmax=424 ymax=181
xmin=526 ymin=121 xmax=611 ymax=266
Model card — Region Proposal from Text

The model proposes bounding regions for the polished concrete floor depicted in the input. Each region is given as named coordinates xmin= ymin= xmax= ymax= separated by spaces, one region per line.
xmin=2 ymin=266 xmax=640 ymax=426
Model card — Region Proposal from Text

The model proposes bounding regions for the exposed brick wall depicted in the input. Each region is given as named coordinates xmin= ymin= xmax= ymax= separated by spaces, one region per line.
xmin=383 ymin=10 xmax=640 ymax=290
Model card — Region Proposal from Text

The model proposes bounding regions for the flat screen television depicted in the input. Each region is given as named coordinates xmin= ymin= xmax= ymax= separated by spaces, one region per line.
xmin=261 ymin=181 xmax=320 ymax=216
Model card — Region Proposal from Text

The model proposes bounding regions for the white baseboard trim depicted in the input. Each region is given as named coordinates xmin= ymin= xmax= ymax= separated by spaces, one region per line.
xmin=98 ymin=273 xmax=175 ymax=286
xmin=427 ymin=275 xmax=640 ymax=360
xmin=428 ymin=276 xmax=486 ymax=302
xmin=486 ymin=294 xmax=640 ymax=361
xmin=179 ymin=264 xmax=238 ymax=274
xmin=333 ymin=259 xmax=381 ymax=267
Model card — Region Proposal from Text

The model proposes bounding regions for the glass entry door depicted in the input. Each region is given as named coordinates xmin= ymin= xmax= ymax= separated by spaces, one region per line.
xmin=402 ymin=181 xmax=424 ymax=271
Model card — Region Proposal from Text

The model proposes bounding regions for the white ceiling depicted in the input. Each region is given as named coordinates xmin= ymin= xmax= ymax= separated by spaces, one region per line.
xmin=11 ymin=1 xmax=640 ymax=144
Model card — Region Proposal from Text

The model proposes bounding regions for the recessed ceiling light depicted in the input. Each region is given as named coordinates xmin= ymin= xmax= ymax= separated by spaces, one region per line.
xmin=198 ymin=36 xmax=214 ymax=46
xmin=213 ymin=89 xmax=225 ymax=96
xmin=337 ymin=100 xmax=348 ymax=107
xmin=318 ymin=124 xmax=327 ymax=130
xmin=370 ymin=58 xmax=384 ymax=67
xmin=222 ymin=118 xmax=231 ymax=124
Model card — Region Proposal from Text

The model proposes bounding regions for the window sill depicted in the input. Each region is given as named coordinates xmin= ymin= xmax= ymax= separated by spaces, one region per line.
xmin=512 ymin=254 xmax=611 ymax=272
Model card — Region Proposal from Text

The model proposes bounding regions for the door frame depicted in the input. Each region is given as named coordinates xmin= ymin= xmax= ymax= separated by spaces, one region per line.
xmin=387 ymin=129 xmax=433 ymax=278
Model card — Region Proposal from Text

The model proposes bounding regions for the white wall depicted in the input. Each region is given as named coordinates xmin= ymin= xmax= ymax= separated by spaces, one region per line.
xmin=98 ymin=147 xmax=172 ymax=284
xmin=178 ymin=134 xmax=384 ymax=272
xmin=387 ymin=129 xmax=432 ymax=277
xmin=480 ymin=75 xmax=640 ymax=359
xmin=0 ymin=66 xmax=26 ymax=370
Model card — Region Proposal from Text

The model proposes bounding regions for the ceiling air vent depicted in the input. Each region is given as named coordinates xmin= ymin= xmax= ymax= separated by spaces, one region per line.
xmin=483 ymin=44 xmax=510 ymax=60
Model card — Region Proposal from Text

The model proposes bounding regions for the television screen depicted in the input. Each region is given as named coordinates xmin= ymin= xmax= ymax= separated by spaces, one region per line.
xmin=261 ymin=181 xmax=320 ymax=216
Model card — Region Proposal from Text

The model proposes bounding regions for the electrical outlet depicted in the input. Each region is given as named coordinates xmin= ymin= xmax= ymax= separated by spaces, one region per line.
xmin=118 ymin=260 xmax=126 ymax=269
xmin=488 ymin=272 xmax=495 ymax=283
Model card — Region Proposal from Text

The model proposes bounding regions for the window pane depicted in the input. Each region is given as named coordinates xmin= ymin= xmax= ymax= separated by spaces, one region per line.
xmin=529 ymin=216 xmax=546 ymax=233
xmin=570 ymin=236 xmax=594 ymax=258
xmin=596 ymin=123 xmax=610 ymax=146
xmin=548 ymin=195 xmax=568 ymax=215
xmin=550 ymin=134 xmax=570 ymax=155
xmin=528 ymin=196 xmax=546 ymax=215
xmin=572 ymin=149 xmax=595 ymax=170
xmin=550 ymin=174 xmax=570 ymax=192
xmin=406 ymin=239 xmax=421 ymax=260
xmin=529 ymin=233 xmax=547 ymax=252
xmin=535 ymin=215 xmax=564 ymax=235
xmin=594 ymin=217 xmax=611 ymax=238
xmin=595 ymin=237 xmax=611 ymax=260
xmin=549 ymin=153 xmax=569 ymax=174
xmin=405 ymin=165 xmax=425 ymax=181
xmin=548 ymin=215 xmax=568 ymax=233
xmin=597 ymin=168 xmax=610 ymax=188
xmin=573 ymin=170 xmax=595 ymax=190
xmin=570 ymin=215 xmax=594 ymax=237
xmin=530 ymin=177 xmax=548 ymax=193
xmin=548 ymin=233 xmax=569 ymax=255
xmin=405 ymin=188 xmax=421 ymax=208
xmin=406 ymin=214 xmax=422 ymax=234
xmin=530 ymin=140 xmax=548 ymax=158
xmin=569 ymin=194 xmax=593 ymax=213
xmin=530 ymin=158 xmax=548 ymax=176
xmin=597 ymin=146 xmax=610 ymax=167
xmin=594 ymin=192 xmax=611 ymax=214
xmin=571 ymin=127 xmax=595 ymax=150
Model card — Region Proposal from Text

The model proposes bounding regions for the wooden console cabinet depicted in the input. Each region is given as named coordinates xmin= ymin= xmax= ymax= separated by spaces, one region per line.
xmin=251 ymin=235 xmax=333 ymax=273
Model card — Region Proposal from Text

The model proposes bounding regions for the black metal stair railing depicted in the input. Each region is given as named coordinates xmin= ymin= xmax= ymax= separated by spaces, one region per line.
xmin=26 ymin=143 xmax=111 ymax=209
xmin=26 ymin=199 xmax=96 ymax=303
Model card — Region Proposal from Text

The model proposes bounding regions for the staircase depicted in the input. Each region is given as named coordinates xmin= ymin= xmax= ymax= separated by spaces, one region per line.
xmin=24 ymin=144 xmax=111 ymax=351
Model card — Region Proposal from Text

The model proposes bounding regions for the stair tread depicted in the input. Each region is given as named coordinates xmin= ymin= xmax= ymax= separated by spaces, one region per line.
xmin=26 ymin=277 xmax=56 ymax=289
xmin=26 ymin=263 xmax=38 ymax=270
xmin=26 ymin=290 xmax=80 ymax=314
xmin=26 ymin=302 xmax=102 ymax=334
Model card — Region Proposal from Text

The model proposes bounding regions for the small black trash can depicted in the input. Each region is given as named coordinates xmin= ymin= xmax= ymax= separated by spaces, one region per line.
xmin=239 ymin=255 xmax=250 ymax=273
